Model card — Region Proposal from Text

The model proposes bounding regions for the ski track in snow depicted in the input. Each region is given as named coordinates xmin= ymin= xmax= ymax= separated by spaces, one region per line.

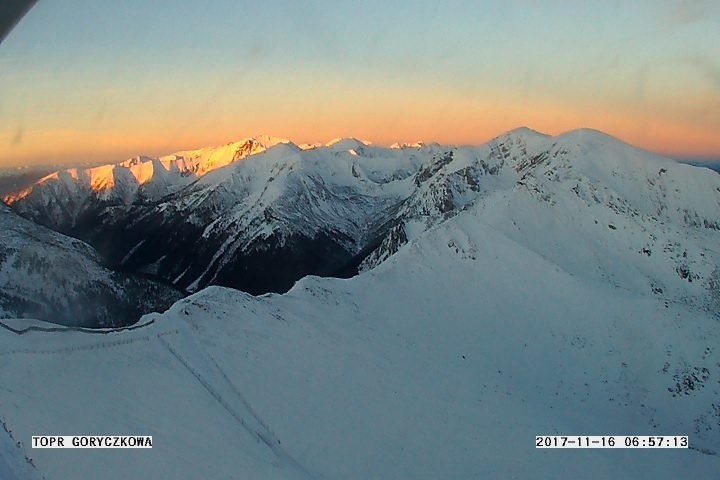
xmin=157 ymin=333 xmax=316 ymax=479
xmin=0 ymin=318 xmax=315 ymax=480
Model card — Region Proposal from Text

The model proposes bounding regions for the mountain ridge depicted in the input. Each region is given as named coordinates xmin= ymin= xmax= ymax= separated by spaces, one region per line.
xmin=4 ymin=128 xmax=719 ymax=306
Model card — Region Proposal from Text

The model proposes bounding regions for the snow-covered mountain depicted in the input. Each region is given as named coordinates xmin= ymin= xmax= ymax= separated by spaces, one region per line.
xmin=1 ymin=126 xmax=718 ymax=477
xmin=6 ymin=128 xmax=720 ymax=310
xmin=5 ymin=128 xmax=720 ymax=313
xmin=94 ymin=142 xmax=427 ymax=294
xmin=0 ymin=204 xmax=181 ymax=327
xmin=0 ymin=167 xmax=55 ymax=197
xmin=3 ymin=135 xmax=290 ymax=226
xmin=365 ymin=128 xmax=720 ymax=316
xmin=4 ymin=138 xmax=429 ymax=293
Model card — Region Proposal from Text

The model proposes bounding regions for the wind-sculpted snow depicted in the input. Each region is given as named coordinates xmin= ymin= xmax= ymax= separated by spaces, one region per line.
xmin=1 ymin=191 xmax=718 ymax=477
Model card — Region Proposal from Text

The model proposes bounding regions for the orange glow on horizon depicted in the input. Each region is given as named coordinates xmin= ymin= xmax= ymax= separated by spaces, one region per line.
xmin=2 ymin=2 xmax=719 ymax=168
xmin=1 ymin=85 xmax=718 ymax=167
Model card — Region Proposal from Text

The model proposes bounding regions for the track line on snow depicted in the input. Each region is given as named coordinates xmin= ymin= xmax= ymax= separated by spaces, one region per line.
xmin=157 ymin=333 xmax=317 ymax=480
xmin=0 ymin=321 xmax=317 ymax=477
xmin=0 ymin=319 xmax=156 ymax=336
xmin=203 ymin=351 xmax=276 ymax=436
xmin=0 ymin=328 xmax=181 ymax=356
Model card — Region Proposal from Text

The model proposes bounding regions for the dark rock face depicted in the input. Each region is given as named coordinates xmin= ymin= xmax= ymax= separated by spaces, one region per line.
xmin=56 ymin=199 xmax=369 ymax=295
xmin=72 ymin=217 xmax=363 ymax=295
xmin=211 ymin=232 xmax=358 ymax=294
xmin=359 ymin=224 xmax=408 ymax=272
xmin=0 ymin=273 xmax=180 ymax=328
xmin=0 ymin=206 xmax=183 ymax=328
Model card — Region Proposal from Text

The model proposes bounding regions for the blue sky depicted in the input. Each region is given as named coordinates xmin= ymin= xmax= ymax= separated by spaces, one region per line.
xmin=1 ymin=0 xmax=718 ymax=166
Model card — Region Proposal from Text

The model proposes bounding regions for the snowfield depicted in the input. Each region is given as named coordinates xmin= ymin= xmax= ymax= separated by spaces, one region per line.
xmin=1 ymin=128 xmax=719 ymax=478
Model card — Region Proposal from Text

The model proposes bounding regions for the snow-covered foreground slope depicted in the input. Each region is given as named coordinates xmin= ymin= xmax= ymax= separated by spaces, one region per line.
xmin=0 ymin=205 xmax=181 ymax=327
xmin=1 ymin=190 xmax=718 ymax=478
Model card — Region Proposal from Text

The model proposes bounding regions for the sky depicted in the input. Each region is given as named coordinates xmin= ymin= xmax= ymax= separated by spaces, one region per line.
xmin=0 ymin=0 xmax=719 ymax=167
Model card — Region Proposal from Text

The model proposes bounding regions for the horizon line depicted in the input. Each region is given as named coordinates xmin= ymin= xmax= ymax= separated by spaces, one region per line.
xmin=2 ymin=125 xmax=720 ymax=171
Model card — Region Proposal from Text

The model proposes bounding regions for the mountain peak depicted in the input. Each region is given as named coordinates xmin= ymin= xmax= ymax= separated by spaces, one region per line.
xmin=390 ymin=141 xmax=425 ymax=149
xmin=243 ymin=134 xmax=293 ymax=149
xmin=325 ymin=137 xmax=372 ymax=150
xmin=505 ymin=126 xmax=550 ymax=138
xmin=556 ymin=127 xmax=621 ymax=143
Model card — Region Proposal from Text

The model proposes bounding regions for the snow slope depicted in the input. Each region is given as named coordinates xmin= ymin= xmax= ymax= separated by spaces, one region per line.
xmin=363 ymin=128 xmax=720 ymax=317
xmin=473 ymin=129 xmax=720 ymax=315
xmin=1 ymin=132 xmax=718 ymax=477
